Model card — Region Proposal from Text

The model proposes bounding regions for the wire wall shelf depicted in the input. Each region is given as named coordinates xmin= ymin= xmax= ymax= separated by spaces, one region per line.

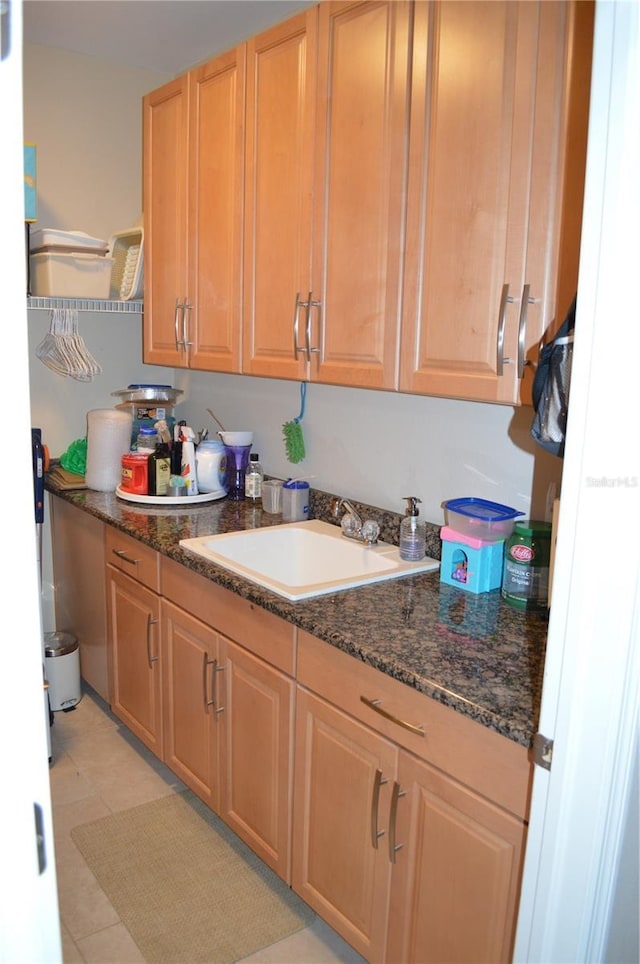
xmin=27 ymin=296 xmax=143 ymax=314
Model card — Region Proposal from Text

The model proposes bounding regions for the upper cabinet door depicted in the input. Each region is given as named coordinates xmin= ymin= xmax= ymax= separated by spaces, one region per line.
xmin=399 ymin=0 xmax=591 ymax=404
xmin=311 ymin=0 xmax=411 ymax=390
xmin=143 ymin=75 xmax=189 ymax=367
xmin=243 ymin=11 xmax=317 ymax=380
xmin=188 ymin=46 xmax=245 ymax=373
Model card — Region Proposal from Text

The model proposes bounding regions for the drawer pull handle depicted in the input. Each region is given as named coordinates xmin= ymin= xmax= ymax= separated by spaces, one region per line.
xmin=370 ymin=768 xmax=387 ymax=849
xmin=203 ymin=654 xmax=216 ymax=710
xmin=360 ymin=696 xmax=425 ymax=737
xmin=113 ymin=548 xmax=139 ymax=566
xmin=146 ymin=615 xmax=159 ymax=667
xmin=388 ymin=780 xmax=406 ymax=864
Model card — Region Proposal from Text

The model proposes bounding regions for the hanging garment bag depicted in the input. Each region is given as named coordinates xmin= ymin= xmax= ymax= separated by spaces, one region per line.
xmin=530 ymin=296 xmax=576 ymax=457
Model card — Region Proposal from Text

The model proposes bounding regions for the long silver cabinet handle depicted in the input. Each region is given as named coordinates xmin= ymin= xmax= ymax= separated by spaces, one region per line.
xmin=112 ymin=548 xmax=139 ymax=567
xmin=182 ymin=301 xmax=193 ymax=348
xmin=496 ymin=283 xmax=515 ymax=375
xmin=293 ymin=292 xmax=305 ymax=356
xmin=146 ymin=614 xmax=159 ymax=667
xmin=213 ymin=662 xmax=225 ymax=715
xmin=174 ymin=298 xmax=184 ymax=349
xmin=203 ymin=654 xmax=216 ymax=710
xmin=370 ymin=768 xmax=388 ymax=848
xmin=388 ymin=780 xmax=406 ymax=864
xmin=360 ymin=696 xmax=425 ymax=738
xmin=517 ymin=284 xmax=534 ymax=378
xmin=304 ymin=290 xmax=321 ymax=362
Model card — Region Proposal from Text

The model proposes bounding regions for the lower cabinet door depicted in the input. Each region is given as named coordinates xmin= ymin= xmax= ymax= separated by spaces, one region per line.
xmin=161 ymin=600 xmax=220 ymax=811
xmin=219 ymin=637 xmax=294 ymax=882
xmin=292 ymin=687 xmax=397 ymax=962
xmin=107 ymin=566 xmax=162 ymax=757
xmin=386 ymin=750 xmax=527 ymax=964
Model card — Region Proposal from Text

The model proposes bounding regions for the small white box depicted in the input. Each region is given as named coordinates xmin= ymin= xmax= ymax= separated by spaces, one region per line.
xmin=31 ymin=251 xmax=115 ymax=298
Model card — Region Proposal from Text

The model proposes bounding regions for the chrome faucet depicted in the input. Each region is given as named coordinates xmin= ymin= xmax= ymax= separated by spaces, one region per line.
xmin=330 ymin=497 xmax=380 ymax=545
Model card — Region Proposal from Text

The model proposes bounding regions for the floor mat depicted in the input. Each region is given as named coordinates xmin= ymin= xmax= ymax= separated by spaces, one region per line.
xmin=71 ymin=790 xmax=314 ymax=963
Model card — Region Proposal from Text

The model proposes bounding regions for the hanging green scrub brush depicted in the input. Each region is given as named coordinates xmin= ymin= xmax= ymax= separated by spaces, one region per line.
xmin=283 ymin=382 xmax=307 ymax=464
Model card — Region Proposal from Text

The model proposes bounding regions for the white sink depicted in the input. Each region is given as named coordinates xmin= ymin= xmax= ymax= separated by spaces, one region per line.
xmin=180 ymin=519 xmax=439 ymax=601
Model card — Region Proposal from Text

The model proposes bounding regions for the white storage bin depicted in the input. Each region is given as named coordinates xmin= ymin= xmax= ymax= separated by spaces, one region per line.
xmin=108 ymin=228 xmax=144 ymax=300
xmin=31 ymin=251 xmax=114 ymax=298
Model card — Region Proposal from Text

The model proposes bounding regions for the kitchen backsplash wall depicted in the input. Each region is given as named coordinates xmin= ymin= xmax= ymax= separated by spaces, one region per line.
xmin=176 ymin=370 xmax=561 ymax=526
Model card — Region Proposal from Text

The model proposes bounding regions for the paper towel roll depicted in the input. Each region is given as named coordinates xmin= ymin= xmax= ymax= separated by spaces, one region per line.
xmin=85 ymin=409 xmax=133 ymax=492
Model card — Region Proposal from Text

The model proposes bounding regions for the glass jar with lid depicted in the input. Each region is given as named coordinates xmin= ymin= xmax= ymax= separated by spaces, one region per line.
xmin=136 ymin=425 xmax=159 ymax=453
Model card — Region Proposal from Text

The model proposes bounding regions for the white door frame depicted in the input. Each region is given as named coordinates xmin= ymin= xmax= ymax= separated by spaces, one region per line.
xmin=514 ymin=2 xmax=640 ymax=961
xmin=0 ymin=1 xmax=62 ymax=959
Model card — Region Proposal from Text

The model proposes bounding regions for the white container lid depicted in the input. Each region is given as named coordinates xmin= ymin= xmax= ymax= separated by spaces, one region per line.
xmin=30 ymin=227 xmax=109 ymax=254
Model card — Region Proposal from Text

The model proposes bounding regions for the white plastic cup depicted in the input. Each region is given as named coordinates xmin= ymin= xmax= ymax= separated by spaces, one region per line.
xmin=262 ymin=479 xmax=283 ymax=514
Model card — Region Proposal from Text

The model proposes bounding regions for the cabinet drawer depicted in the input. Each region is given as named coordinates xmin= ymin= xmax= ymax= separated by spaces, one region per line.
xmin=161 ymin=556 xmax=296 ymax=676
xmin=105 ymin=527 xmax=160 ymax=592
xmin=297 ymin=631 xmax=532 ymax=821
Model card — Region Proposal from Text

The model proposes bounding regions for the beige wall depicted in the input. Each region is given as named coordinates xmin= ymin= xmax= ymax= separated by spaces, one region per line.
xmin=23 ymin=42 xmax=562 ymax=528
xmin=23 ymin=44 xmax=168 ymax=238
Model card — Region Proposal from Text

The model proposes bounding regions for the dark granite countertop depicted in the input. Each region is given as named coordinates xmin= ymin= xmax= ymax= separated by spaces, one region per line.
xmin=46 ymin=482 xmax=548 ymax=748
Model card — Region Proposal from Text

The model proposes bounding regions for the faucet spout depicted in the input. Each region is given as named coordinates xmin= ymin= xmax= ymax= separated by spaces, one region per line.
xmin=337 ymin=498 xmax=363 ymax=529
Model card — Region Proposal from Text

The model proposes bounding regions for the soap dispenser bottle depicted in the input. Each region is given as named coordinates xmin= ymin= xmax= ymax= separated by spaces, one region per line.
xmin=400 ymin=496 xmax=426 ymax=561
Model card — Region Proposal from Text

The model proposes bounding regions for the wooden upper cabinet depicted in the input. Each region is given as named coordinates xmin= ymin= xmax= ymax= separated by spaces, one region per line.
xmin=243 ymin=10 xmax=316 ymax=381
xmin=188 ymin=47 xmax=245 ymax=372
xmin=311 ymin=0 xmax=411 ymax=389
xmin=142 ymin=0 xmax=592 ymax=401
xmin=243 ymin=1 xmax=411 ymax=390
xmin=143 ymin=46 xmax=245 ymax=371
xmin=399 ymin=0 xmax=593 ymax=404
xmin=143 ymin=74 xmax=189 ymax=367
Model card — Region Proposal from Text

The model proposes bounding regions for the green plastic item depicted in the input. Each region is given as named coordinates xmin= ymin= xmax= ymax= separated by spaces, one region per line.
xmin=283 ymin=382 xmax=307 ymax=464
xmin=60 ymin=437 xmax=88 ymax=476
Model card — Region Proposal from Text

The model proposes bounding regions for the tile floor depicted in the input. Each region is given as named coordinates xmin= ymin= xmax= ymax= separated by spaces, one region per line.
xmin=49 ymin=685 xmax=365 ymax=964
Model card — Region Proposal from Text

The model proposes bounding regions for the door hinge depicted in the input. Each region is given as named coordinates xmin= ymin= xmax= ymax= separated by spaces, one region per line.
xmin=533 ymin=732 xmax=554 ymax=771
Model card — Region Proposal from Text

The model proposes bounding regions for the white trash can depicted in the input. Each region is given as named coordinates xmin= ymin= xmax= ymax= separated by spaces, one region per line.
xmin=44 ymin=632 xmax=82 ymax=711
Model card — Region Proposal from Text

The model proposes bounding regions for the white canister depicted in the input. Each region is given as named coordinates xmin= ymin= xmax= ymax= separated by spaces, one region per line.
xmin=195 ymin=440 xmax=228 ymax=495
xmin=85 ymin=408 xmax=133 ymax=492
